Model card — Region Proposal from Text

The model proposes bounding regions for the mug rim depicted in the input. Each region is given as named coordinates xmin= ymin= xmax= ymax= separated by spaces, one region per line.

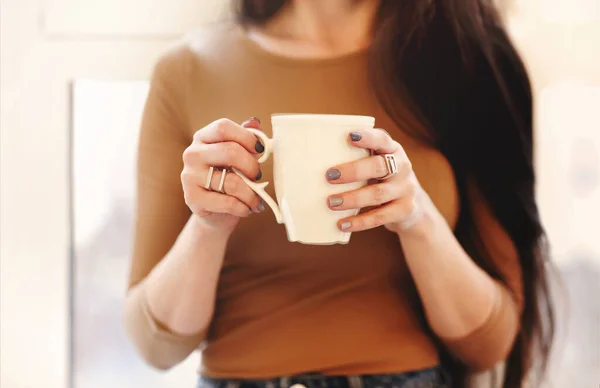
xmin=271 ymin=113 xmax=375 ymax=126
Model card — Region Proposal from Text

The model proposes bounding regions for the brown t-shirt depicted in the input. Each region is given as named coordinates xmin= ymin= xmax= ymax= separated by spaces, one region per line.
xmin=124 ymin=24 xmax=523 ymax=378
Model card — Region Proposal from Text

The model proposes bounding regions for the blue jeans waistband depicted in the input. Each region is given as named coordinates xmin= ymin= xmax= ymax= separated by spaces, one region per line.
xmin=198 ymin=366 xmax=451 ymax=388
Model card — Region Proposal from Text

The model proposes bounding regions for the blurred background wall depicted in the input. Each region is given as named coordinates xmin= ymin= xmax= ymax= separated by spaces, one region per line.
xmin=1 ymin=1 xmax=598 ymax=388
xmin=0 ymin=2 xmax=226 ymax=387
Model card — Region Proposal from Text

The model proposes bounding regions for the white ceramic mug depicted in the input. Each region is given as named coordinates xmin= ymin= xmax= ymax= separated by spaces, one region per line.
xmin=232 ymin=114 xmax=374 ymax=245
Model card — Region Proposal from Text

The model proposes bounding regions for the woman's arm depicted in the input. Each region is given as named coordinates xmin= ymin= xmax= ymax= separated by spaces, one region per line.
xmin=398 ymin=183 xmax=522 ymax=371
xmin=123 ymin=48 xmax=219 ymax=370
xmin=326 ymin=129 xmax=523 ymax=371
xmin=123 ymin=47 xmax=262 ymax=370
xmin=124 ymin=215 xmax=230 ymax=370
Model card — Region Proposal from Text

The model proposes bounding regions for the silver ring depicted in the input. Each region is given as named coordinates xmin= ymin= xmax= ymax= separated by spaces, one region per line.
xmin=379 ymin=154 xmax=398 ymax=180
xmin=217 ymin=168 xmax=228 ymax=194
xmin=204 ymin=166 xmax=215 ymax=190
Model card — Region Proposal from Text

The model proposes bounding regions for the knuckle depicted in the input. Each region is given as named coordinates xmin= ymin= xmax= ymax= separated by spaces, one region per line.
xmin=214 ymin=117 xmax=232 ymax=129
xmin=224 ymin=142 xmax=240 ymax=160
xmin=382 ymin=136 xmax=392 ymax=148
xmin=182 ymin=146 xmax=195 ymax=164
xmin=372 ymin=185 xmax=386 ymax=202
xmin=226 ymin=175 xmax=241 ymax=193
xmin=214 ymin=118 xmax=232 ymax=138
xmin=350 ymin=218 xmax=362 ymax=230
xmin=193 ymin=128 xmax=204 ymax=142
xmin=373 ymin=212 xmax=387 ymax=227
xmin=377 ymin=128 xmax=391 ymax=138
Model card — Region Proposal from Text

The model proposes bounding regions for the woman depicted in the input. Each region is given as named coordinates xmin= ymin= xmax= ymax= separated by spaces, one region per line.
xmin=123 ymin=1 xmax=555 ymax=387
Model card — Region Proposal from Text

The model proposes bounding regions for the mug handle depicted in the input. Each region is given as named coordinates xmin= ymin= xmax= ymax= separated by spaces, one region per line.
xmin=231 ymin=127 xmax=284 ymax=224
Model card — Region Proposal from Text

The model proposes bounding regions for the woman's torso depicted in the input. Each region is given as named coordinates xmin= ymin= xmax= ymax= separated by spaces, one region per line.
xmin=171 ymin=24 xmax=460 ymax=378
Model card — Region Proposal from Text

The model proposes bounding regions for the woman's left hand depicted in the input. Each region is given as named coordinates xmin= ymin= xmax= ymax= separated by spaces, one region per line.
xmin=326 ymin=128 xmax=425 ymax=234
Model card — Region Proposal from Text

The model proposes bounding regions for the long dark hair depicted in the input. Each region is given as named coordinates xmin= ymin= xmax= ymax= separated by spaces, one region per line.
xmin=236 ymin=1 xmax=555 ymax=387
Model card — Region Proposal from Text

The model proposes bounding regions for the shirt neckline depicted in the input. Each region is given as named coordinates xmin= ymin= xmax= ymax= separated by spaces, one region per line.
xmin=234 ymin=24 xmax=369 ymax=68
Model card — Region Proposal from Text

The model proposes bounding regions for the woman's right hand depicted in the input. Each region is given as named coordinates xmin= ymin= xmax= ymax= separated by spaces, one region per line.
xmin=181 ymin=117 xmax=265 ymax=231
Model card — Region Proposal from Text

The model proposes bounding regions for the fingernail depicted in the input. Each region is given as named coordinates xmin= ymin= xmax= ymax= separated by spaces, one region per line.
xmin=249 ymin=116 xmax=261 ymax=124
xmin=255 ymin=169 xmax=262 ymax=181
xmin=329 ymin=197 xmax=343 ymax=207
xmin=249 ymin=209 xmax=253 ymax=215
xmin=255 ymin=141 xmax=264 ymax=153
xmin=350 ymin=132 xmax=362 ymax=141
xmin=340 ymin=221 xmax=352 ymax=230
xmin=257 ymin=202 xmax=265 ymax=212
xmin=326 ymin=169 xmax=341 ymax=181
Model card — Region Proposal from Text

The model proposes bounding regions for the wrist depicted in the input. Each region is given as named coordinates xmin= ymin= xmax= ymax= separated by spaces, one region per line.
xmin=189 ymin=215 xmax=234 ymax=244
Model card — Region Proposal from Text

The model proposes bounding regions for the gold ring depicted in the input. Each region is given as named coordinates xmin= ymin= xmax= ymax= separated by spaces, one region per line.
xmin=379 ymin=154 xmax=398 ymax=180
xmin=217 ymin=168 xmax=228 ymax=194
xmin=204 ymin=166 xmax=215 ymax=190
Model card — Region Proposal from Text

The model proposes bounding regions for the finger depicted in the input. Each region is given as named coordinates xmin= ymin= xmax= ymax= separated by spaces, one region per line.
xmin=328 ymin=180 xmax=414 ymax=210
xmin=199 ymin=190 xmax=251 ymax=218
xmin=325 ymin=155 xmax=386 ymax=183
xmin=241 ymin=116 xmax=262 ymax=130
xmin=347 ymin=128 xmax=401 ymax=154
xmin=241 ymin=117 xmax=266 ymax=153
xmin=181 ymin=167 xmax=262 ymax=212
xmin=337 ymin=200 xmax=414 ymax=232
xmin=208 ymin=169 xmax=263 ymax=212
xmin=194 ymin=118 xmax=264 ymax=154
xmin=184 ymin=142 xmax=261 ymax=181
xmin=181 ymin=173 xmax=251 ymax=218
xmin=326 ymin=154 xmax=411 ymax=183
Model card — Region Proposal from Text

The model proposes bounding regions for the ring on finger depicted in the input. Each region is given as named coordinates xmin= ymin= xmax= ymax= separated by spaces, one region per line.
xmin=379 ymin=154 xmax=398 ymax=180
xmin=205 ymin=166 xmax=216 ymax=190
xmin=217 ymin=168 xmax=228 ymax=194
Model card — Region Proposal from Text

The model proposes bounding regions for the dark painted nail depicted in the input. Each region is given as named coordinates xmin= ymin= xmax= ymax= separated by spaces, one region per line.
xmin=257 ymin=202 xmax=265 ymax=212
xmin=340 ymin=221 xmax=352 ymax=230
xmin=255 ymin=141 xmax=264 ymax=153
xmin=350 ymin=132 xmax=362 ymax=141
xmin=329 ymin=197 xmax=343 ymax=207
xmin=255 ymin=169 xmax=262 ymax=181
xmin=249 ymin=116 xmax=261 ymax=124
xmin=326 ymin=169 xmax=341 ymax=181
